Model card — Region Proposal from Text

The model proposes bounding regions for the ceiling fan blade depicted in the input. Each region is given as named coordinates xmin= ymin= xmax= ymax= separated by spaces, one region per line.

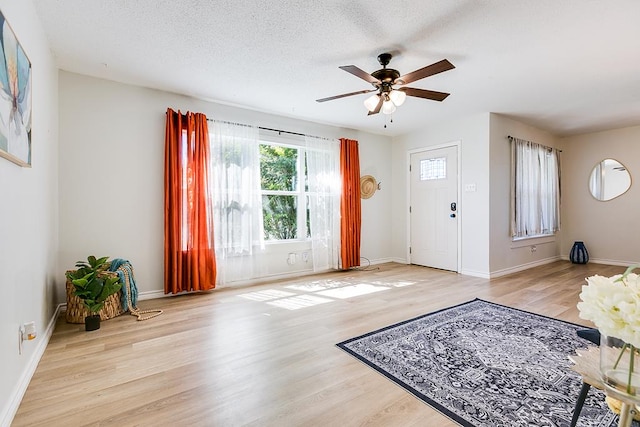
xmin=400 ymin=87 xmax=450 ymax=102
xmin=339 ymin=65 xmax=380 ymax=84
xmin=397 ymin=59 xmax=455 ymax=85
xmin=367 ymin=95 xmax=383 ymax=115
xmin=316 ymin=89 xmax=376 ymax=103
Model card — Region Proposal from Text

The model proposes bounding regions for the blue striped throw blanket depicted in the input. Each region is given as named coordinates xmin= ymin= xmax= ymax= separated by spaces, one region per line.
xmin=109 ymin=258 xmax=138 ymax=309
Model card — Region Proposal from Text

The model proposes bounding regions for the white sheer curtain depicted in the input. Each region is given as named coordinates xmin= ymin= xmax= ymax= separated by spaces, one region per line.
xmin=510 ymin=137 xmax=560 ymax=238
xmin=305 ymin=135 xmax=341 ymax=271
xmin=210 ymin=121 xmax=263 ymax=284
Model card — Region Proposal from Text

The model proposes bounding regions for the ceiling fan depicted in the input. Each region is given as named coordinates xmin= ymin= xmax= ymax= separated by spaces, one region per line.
xmin=316 ymin=53 xmax=455 ymax=115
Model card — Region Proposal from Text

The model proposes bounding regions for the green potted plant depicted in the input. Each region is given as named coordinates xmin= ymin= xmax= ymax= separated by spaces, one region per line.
xmin=65 ymin=256 xmax=122 ymax=331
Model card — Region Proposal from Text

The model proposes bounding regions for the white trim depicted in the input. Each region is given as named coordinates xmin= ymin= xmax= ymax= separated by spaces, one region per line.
xmin=1 ymin=303 xmax=64 ymax=427
xmin=138 ymin=290 xmax=169 ymax=300
xmin=366 ymin=257 xmax=396 ymax=265
xmin=489 ymin=256 xmax=561 ymax=278
xmin=405 ymin=150 xmax=411 ymax=263
xmin=456 ymin=143 xmax=462 ymax=274
xmin=559 ymin=255 xmax=639 ymax=267
xmin=406 ymin=141 xmax=462 ymax=272
xmin=460 ymin=269 xmax=491 ymax=279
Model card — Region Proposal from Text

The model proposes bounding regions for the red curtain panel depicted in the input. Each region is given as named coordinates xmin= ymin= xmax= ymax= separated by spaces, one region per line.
xmin=164 ymin=108 xmax=216 ymax=293
xmin=339 ymin=138 xmax=362 ymax=269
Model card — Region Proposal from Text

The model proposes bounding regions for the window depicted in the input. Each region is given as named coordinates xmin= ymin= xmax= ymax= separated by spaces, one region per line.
xmin=510 ymin=138 xmax=560 ymax=239
xmin=208 ymin=122 xmax=340 ymax=282
xmin=259 ymin=143 xmax=310 ymax=241
xmin=420 ymin=157 xmax=447 ymax=180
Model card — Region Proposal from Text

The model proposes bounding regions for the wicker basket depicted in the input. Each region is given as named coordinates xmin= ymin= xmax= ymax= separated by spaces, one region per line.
xmin=65 ymin=270 xmax=125 ymax=324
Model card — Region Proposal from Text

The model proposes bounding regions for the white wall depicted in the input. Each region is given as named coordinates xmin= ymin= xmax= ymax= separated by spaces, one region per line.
xmin=358 ymin=132 xmax=393 ymax=264
xmin=488 ymin=114 xmax=561 ymax=275
xmin=58 ymin=71 xmax=393 ymax=300
xmin=559 ymin=125 xmax=640 ymax=265
xmin=391 ymin=113 xmax=491 ymax=277
xmin=0 ymin=1 xmax=59 ymax=425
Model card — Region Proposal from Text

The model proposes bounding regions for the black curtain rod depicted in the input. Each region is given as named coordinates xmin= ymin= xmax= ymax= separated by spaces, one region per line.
xmin=259 ymin=127 xmax=306 ymax=137
xmin=206 ymin=118 xmax=252 ymax=127
xmin=507 ymin=135 xmax=562 ymax=152
xmin=258 ymin=126 xmax=332 ymax=141
xmin=206 ymin=118 xmax=332 ymax=141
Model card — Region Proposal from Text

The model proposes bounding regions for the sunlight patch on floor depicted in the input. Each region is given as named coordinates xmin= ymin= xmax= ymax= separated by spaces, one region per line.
xmin=238 ymin=279 xmax=397 ymax=310
xmin=266 ymin=295 xmax=333 ymax=310
xmin=285 ymin=280 xmax=351 ymax=292
xmin=370 ymin=280 xmax=418 ymax=288
xmin=237 ymin=289 xmax=296 ymax=301
xmin=316 ymin=283 xmax=390 ymax=299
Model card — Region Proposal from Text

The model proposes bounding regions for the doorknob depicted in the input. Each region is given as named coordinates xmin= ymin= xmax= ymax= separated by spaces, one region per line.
xmin=450 ymin=202 xmax=457 ymax=211
xmin=450 ymin=213 xmax=456 ymax=218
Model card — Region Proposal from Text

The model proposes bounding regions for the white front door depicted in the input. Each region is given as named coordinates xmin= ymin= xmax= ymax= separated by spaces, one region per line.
xmin=410 ymin=146 xmax=458 ymax=271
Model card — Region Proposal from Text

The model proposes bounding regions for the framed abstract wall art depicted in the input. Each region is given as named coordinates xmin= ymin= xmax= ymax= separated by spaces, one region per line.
xmin=0 ymin=9 xmax=32 ymax=167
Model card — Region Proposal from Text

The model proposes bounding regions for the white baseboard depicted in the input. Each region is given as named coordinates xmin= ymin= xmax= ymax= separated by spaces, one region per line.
xmin=559 ymin=255 xmax=638 ymax=267
xmin=460 ymin=269 xmax=491 ymax=279
xmin=363 ymin=257 xmax=398 ymax=266
xmin=489 ymin=256 xmax=561 ymax=278
xmin=1 ymin=303 xmax=64 ymax=427
xmin=138 ymin=290 xmax=168 ymax=300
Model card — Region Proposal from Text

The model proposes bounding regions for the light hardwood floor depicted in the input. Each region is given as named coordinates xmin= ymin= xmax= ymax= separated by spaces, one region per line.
xmin=13 ymin=261 xmax=624 ymax=426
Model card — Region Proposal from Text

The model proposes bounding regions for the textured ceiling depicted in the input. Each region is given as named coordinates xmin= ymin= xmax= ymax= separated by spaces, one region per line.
xmin=33 ymin=0 xmax=640 ymax=137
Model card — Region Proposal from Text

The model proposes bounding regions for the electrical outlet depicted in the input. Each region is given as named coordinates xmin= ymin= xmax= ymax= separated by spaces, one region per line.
xmin=287 ymin=253 xmax=297 ymax=264
xmin=531 ymin=245 xmax=537 ymax=253
xmin=302 ymin=252 xmax=309 ymax=262
xmin=23 ymin=321 xmax=36 ymax=340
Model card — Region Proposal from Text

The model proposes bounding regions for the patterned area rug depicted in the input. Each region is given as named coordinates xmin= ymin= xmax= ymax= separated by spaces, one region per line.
xmin=337 ymin=299 xmax=624 ymax=427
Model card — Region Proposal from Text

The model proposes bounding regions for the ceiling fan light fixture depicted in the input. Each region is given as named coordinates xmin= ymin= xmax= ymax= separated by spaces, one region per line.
xmin=382 ymin=99 xmax=396 ymax=115
xmin=364 ymin=94 xmax=380 ymax=112
xmin=389 ymin=90 xmax=406 ymax=106
xmin=319 ymin=53 xmax=454 ymax=118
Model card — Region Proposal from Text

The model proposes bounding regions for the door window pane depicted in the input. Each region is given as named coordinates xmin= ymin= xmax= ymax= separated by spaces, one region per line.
xmin=420 ymin=157 xmax=446 ymax=180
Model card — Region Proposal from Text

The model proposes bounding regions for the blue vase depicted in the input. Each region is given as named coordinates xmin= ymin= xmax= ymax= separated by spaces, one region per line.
xmin=570 ymin=241 xmax=589 ymax=264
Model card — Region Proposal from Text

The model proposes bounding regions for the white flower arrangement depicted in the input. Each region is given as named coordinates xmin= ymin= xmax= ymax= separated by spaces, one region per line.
xmin=578 ymin=265 xmax=640 ymax=348
xmin=578 ymin=265 xmax=640 ymax=397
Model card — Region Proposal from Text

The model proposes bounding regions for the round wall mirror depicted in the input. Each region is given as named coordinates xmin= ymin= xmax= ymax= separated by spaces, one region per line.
xmin=589 ymin=158 xmax=631 ymax=201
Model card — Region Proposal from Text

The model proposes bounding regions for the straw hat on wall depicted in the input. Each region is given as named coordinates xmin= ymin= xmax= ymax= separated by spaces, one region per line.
xmin=360 ymin=175 xmax=378 ymax=199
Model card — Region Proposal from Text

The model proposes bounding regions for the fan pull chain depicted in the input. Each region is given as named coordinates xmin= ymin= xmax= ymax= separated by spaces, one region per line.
xmin=384 ymin=114 xmax=394 ymax=129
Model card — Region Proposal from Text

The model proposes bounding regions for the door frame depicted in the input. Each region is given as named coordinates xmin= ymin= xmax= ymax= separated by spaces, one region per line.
xmin=406 ymin=141 xmax=462 ymax=273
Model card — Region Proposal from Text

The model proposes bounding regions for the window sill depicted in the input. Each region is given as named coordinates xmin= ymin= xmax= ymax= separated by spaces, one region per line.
xmin=264 ymin=239 xmax=311 ymax=245
xmin=510 ymin=234 xmax=556 ymax=248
